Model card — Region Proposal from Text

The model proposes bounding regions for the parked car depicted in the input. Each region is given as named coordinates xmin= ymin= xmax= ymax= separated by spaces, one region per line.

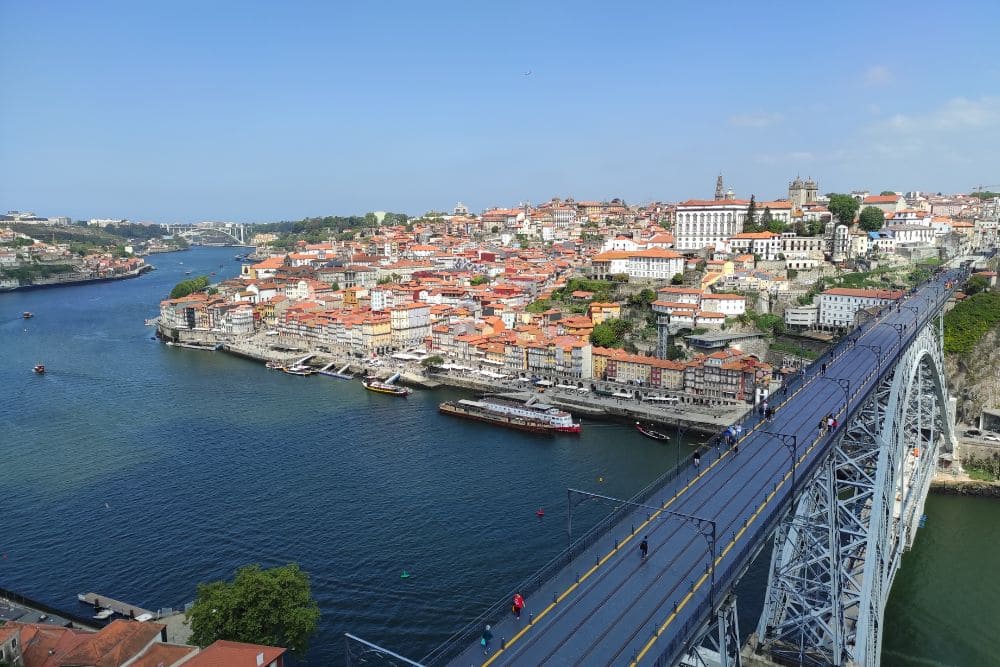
xmin=964 ymin=429 xmax=982 ymax=437
xmin=984 ymin=435 xmax=1000 ymax=443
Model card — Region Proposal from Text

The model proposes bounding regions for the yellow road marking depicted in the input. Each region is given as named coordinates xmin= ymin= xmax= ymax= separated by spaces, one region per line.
xmin=481 ymin=431 xmax=744 ymax=665
xmin=481 ymin=350 xmax=853 ymax=667
xmin=631 ymin=432 xmax=826 ymax=665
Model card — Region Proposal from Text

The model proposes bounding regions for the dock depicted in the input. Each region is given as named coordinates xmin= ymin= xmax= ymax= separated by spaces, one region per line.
xmin=77 ymin=593 xmax=154 ymax=620
xmin=319 ymin=361 xmax=355 ymax=379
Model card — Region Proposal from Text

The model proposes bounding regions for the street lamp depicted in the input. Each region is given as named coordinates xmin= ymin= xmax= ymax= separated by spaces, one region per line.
xmin=674 ymin=419 xmax=695 ymax=472
xmin=761 ymin=431 xmax=798 ymax=502
xmin=566 ymin=488 xmax=718 ymax=611
xmin=878 ymin=321 xmax=905 ymax=350
xmin=818 ymin=376 xmax=851 ymax=419
xmin=856 ymin=343 xmax=883 ymax=378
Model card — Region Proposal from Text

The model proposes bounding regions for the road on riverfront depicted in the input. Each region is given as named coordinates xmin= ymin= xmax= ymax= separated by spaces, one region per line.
xmin=442 ymin=271 xmax=961 ymax=667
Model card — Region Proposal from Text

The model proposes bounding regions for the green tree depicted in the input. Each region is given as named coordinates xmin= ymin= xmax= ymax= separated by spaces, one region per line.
xmin=858 ymin=206 xmax=885 ymax=232
xmin=590 ymin=321 xmax=618 ymax=347
xmin=186 ymin=563 xmax=320 ymax=654
xmin=665 ymin=344 xmax=686 ymax=360
xmin=760 ymin=206 xmax=773 ymax=229
xmin=671 ymin=273 xmax=684 ymax=285
xmin=744 ymin=195 xmax=758 ymax=232
xmin=880 ymin=190 xmax=896 ymax=196
xmin=470 ymin=275 xmax=489 ymax=286
xmin=169 ymin=276 xmax=210 ymax=299
xmin=422 ymin=355 xmax=445 ymax=367
xmin=965 ymin=275 xmax=989 ymax=295
xmin=589 ymin=317 xmax=632 ymax=348
xmin=827 ymin=194 xmax=860 ymax=226
xmin=627 ymin=288 xmax=656 ymax=307
xmin=526 ymin=298 xmax=551 ymax=313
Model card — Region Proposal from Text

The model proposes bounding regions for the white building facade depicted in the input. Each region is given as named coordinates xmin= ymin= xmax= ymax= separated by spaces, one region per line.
xmin=674 ymin=200 xmax=749 ymax=251
xmin=818 ymin=288 xmax=902 ymax=329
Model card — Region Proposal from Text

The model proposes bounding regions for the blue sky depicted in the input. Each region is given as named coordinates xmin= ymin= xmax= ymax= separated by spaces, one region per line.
xmin=2 ymin=0 xmax=999 ymax=222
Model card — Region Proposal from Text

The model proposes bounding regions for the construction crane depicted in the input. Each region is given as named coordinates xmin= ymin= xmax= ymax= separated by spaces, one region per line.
xmin=971 ymin=183 xmax=1000 ymax=196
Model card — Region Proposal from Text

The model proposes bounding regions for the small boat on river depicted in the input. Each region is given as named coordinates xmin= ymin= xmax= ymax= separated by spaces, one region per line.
xmin=23 ymin=311 xmax=33 ymax=319
xmin=362 ymin=374 xmax=411 ymax=397
xmin=33 ymin=364 xmax=45 ymax=374
xmin=635 ymin=422 xmax=670 ymax=441
xmin=283 ymin=363 xmax=315 ymax=376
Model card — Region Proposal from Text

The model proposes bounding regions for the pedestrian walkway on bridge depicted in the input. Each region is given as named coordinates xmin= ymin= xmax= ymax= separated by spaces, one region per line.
xmin=421 ymin=269 xmax=964 ymax=667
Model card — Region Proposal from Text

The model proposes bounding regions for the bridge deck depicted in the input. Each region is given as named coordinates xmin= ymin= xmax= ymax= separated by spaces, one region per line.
xmin=441 ymin=272 xmax=961 ymax=667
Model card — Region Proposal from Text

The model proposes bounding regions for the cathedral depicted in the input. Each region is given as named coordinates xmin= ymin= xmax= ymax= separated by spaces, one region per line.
xmin=788 ymin=176 xmax=818 ymax=207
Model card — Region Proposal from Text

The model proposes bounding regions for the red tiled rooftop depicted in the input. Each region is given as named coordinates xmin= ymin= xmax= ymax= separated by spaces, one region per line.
xmin=183 ymin=640 xmax=287 ymax=667
xmin=129 ymin=642 xmax=198 ymax=667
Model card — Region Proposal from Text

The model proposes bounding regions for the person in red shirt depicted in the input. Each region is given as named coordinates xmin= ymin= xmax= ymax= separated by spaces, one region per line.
xmin=512 ymin=592 xmax=525 ymax=619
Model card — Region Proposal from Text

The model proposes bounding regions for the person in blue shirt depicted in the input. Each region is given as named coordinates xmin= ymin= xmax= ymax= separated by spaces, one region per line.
xmin=481 ymin=624 xmax=493 ymax=655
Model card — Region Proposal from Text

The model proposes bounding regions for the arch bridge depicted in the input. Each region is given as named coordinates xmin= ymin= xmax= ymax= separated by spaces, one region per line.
xmin=163 ymin=222 xmax=250 ymax=245
xmin=347 ymin=267 xmax=969 ymax=667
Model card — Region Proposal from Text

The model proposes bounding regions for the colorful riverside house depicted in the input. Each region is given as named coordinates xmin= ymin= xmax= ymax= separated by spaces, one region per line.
xmin=588 ymin=301 xmax=621 ymax=325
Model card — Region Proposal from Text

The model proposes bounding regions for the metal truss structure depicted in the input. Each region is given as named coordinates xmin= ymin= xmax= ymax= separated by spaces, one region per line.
xmin=676 ymin=594 xmax=742 ymax=667
xmin=753 ymin=313 xmax=957 ymax=666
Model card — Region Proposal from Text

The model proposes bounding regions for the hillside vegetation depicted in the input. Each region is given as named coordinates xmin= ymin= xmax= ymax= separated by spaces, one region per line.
xmin=944 ymin=291 xmax=1000 ymax=354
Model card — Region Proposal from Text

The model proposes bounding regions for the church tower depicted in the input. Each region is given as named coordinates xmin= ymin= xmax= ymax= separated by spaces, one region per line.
xmin=714 ymin=174 xmax=725 ymax=201
xmin=804 ymin=177 xmax=818 ymax=204
xmin=789 ymin=176 xmax=805 ymax=207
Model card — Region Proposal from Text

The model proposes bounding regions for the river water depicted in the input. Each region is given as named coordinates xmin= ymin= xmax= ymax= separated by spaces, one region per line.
xmin=0 ymin=247 xmax=995 ymax=665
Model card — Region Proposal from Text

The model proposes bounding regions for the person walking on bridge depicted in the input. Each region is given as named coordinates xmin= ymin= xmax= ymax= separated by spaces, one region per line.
xmin=512 ymin=592 xmax=525 ymax=620
xmin=640 ymin=536 xmax=649 ymax=561
xmin=481 ymin=624 xmax=493 ymax=655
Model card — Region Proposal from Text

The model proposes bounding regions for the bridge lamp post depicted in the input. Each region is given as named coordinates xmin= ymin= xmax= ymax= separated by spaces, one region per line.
xmin=856 ymin=343 xmax=883 ymax=377
xmin=761 ymin=431 xmax=798 ymax=502
xmin=565 ymin=489 xmax=717 ymax=612
xmin=818 ymin=376 xmax=851 ymax=419
xmin=674 ymin=419 xmax=695 ymax=472
xmin=878 ymin=321 xmax=906 ymax=350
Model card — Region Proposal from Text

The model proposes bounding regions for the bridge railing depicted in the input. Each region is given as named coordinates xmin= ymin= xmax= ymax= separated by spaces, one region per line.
xmin=422 ymin=449 xmax=701 ymax=665
xmin=650 ymin=270 xmax=967 ymax=667
xmin=649 ymin=480 xmax=791 ymax=667
xmin=422 ymin=271 xmax=967 ymax=666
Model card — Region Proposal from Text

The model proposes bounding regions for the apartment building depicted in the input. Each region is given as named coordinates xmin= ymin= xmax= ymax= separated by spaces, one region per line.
xmin=818 ymin=287 xmax=903 ymax=329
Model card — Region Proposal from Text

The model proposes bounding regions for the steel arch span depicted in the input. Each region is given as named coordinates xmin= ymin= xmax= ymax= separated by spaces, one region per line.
xmin=752 ymin=316 xmax=957 ymax=666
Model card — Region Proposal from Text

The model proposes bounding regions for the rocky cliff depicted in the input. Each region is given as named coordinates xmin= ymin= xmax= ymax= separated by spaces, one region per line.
xmin=946 ymin=323 xmax=1000 ymax=424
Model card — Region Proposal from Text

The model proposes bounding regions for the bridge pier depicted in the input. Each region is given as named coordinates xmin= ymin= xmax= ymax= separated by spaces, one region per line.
xmin=740 ymin=633 xmax=864 ymax=667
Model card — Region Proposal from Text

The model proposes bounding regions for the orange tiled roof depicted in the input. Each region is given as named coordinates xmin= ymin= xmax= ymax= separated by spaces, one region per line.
xmin=55 ymin=620 xmax=166 ymax=667
xmin=129 ymin=643 xmax=199 ymax=667
xmin=183 ymin=640 xmax=287 ymax=667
